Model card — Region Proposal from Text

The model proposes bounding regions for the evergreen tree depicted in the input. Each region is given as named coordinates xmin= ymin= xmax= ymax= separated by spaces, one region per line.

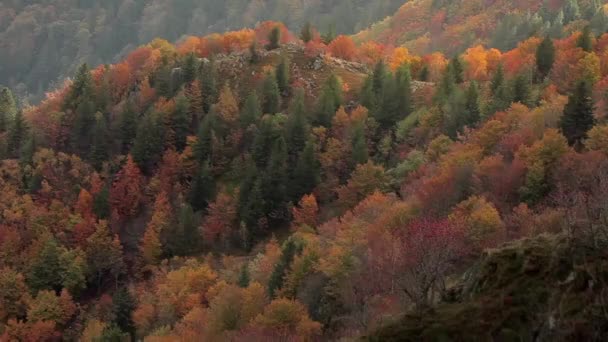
xmin=491 ymin=64 xmax=505 ymax=95
xmin=64 ymin=63 xmax=94 ymax=110
xmin=300 ymin=22 xmax=313 ymax=43
xmin=322 ymin=24 xmax=336 ymax=44
xmin=290 ymin=138 xmax=319 ymax=202
xmin=252 ymin=116 xmax=281 ymax=168
xmin=119 ymin=101 xmax=137 ymax=153
xmin=112 ymin=288 xmax=135 ymax=336
xmin=577 ymin=25 xmax=593 ymax=52
xmin=276 ymin=57 xmax=290 ymax=94
xmin=7 ymin=110 xmax=26 ymax=158
xmin=315 ymin=74 xmax=343 ymax=126
xmin=19 ymin=131 xmax=36 ymax=167
xmin=240 ymin=91 xmax=262 ymax=128
xmin=561 ymin=80 xmax=595 ymax=146
xmin=27 ymin=237 xmax=63 ymax=293
xmin=172 ymin=95 xmax=190 ymax=151
xmin=268 ymin=239 xmax=301 ymax=298
xmin=377 ymin=74 xmax=400 ymax=128
xmin=90 ymin=113 xmax=109 ymax=170
xmin=201 ymin=59 xmax=218 ymax=113
xmin=164 ymin=204 xmax=201 ymax=256
xmin=262 ymin=73 xmax=281 ymax=114
xmin=436 ymin=63 xmax=457 ymax=104
xmin=194 ymin=114 xmax=215 ymax=163
xmin=0 ymin=87 xmax=17 ymax=132
xmin=463 ymin=81 xmax=481 ymax=128
xmin=182 ymin=53 xmax=199 ymax=85
xmin=419 ymin=66 xmax=430 ymax=82
xmin=240 ymin=175 xmax=265 ymax=239
xmin=267 ymin=26 xmax=281 ymax=50
xmin=449 ymin=57 xmax=464 ymax=84
xmin=189 ymin=161 xmax=215 ymax=212
xmin=351 ymin=124 xmax=368 ymax=166
xmin=285 ymin=90 xmax=309 ymax=160
xmin=372 ymin=61 xmax=388 ymax=97
xmin=260 ymin=137 xmax=289 ymax=227
xmin=395 ymin=64 xmax=414 ymax=119
xmin=249 ymin=40 xmax=261 ymax=64
xmin=536 ymin=36 xmax=556 ymax=81
xmin=131 ymin=112 xmax=164 ymax=173
xmin=237 ymin=263 xmax=250 ymax=288
xmin=93 ymin=186 xmax=110 ymax=220
xmin=513 ymin=72 xmax=533 ymax=106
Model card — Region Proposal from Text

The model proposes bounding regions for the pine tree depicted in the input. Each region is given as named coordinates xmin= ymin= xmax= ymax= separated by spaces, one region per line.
xmin=111 ymin=288 xmax=135 ymax=336
xmin=27 ymin=237 xmax=64 ymax=293
xmin=372 ymin=61 xmax=388 ymax=97
xmin=285 ymin=90 xmax=309 ymax=160
xmin=64 ymin=63 xmax=95 ymax=111
xmin=351 ymin=124 xmax=368 ymax=166
xmin=237 ymin=263 xmax=250 ymax=288
xmin=463 ymin=81 xmax=481 ymax=127
xmin=316 ymin=74 xmax=343 ymax=127
xmin=194 ymin=113 xmax=215 ymax=163
xmin=7 ymin=110 xmax=26 ymax=158
xmin=240 ymin=91 xmax=262 ymax=128
xmin=577 ymin=25 xmax=593 ymax=52
xmin=449 ymin=57 xmax=464 ymax=84
xmin=164 ymin=204 xmax=201 ymax=256
xmin=189 ymin=161 xmax=215 ymax=212
xmin=252 ymin=116 xmax=281 ymax=168
xmin=260 ymin=137 xmax=289 ymax=226
xmin=172 ymin=95 xmax=190 ymax=151
xmin=491 ymin=64 xmax=505 ymax=95
xmin=290 ymin=138 xmax=319 ymax=202
xmin=561 ymin=79 xmax=595 ymax=146
xmin=262 ymin=73 xmax=281 ymax=114
xmin=182 ymin=53 xmax=199 ymax=85
xmin=0 ymin=87 xmax=17 ymax=132
xmin=322 ymin=24 xmax=336 ymax=44
xmin=300 ymin=22 xmax=313 ymax=43
xmin=93 ymin=186 xmax=110 ymax=220
xmin=201 ymin=59 xmax=218 ymax=113
xmin=119 ymin=101 xmax=137 ymax=153
xmin=419 ymin=66 xmax=430 ymax=82
xmin=276 ymin=57 xmax=290 ymax=94
xmin=536 ymin=36 xmax=556 ymax=81
xmin=131 ymin=112 xmax=164 ymax=173
xmin=90 ymin=112 xmax=109 ymax=170
xmin=19 ymin=131 xmax=36 ymax=167
xmin=396 ymin=64 xmax=414 ymax=119
xmin=377 ymin=74 xmax=400 ymax=128
xmin=249 ymin=40 xmax=261 ymax=64
xmin=512 ymin=73 xmax=532 ymax=106
xmin=268 ymin=239 xmax=300 ymax=298
xmin=267 ymin=26 xmax=281 ymax=50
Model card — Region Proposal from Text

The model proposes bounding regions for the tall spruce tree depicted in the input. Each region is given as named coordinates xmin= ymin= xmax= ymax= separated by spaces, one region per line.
xmin=0 ymin=87 xmax=17 ymax=132
xmin=262 ymin=73 xmax=281 ymax=114
xmin=577 ymin=25 xmax=593 ymax=52
xmin=200 ymin=59 xmax=218 ymax=113
xmin=536 ymin=36 xmax=556 ymax=81
xmin=463 ymin=81 xmax=481 ymax=128
xmin=316 ymin=74 xmax=343 ymax=127
xmin=561 ymin=79 xmax=595 ymax=146
xmin=7 ymin=110 xmax=26 ymax=158
xmin=285 ymin=90 xmax=309 ymax=160
xmin=290 ymin=138 xmax=319 ymax=202
xmin=300 ymin=22 xmax=313 ymax=43
xmin=267 ymin=26 xmax=281 ymax=50
xmin=131 ymin=112 xmax=164 ymax=173
xmin=276 ymin=57 xmax=290 ymax=94
xmin=90 ymin=113 xmax=109 ymax=170
xmin=240 ymin=91 xmax=262 ymax=128
xmin=172 ymin=95 xmax=190 ymax=151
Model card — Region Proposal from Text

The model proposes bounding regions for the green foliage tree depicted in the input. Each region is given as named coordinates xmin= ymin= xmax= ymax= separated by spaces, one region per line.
xmin=351 ymin=124 xmax=369 ymax=166
xmin=268 ymin=239 xmax=301 ymax=298
xmin=463 ymin=81 xmax=481 ymax=128
xmin=267 ymin=26 xmax=281 ymax=50
xmin=276 ymin=57 xmax=291 ymax=94
xmin=189 ymin=161 xmax=215 ymax=212
xmin=182 ymin=52 xmax=199 ymax=85
xmin=290 ymin=138 xmax=320 ymax=202
xmin=7 ymin=110 xmax=26 ymax=158
xmin=132 ymin=112 xmax=165 ymax=172
xmin=0 ymin=87 xmax=17 ymax=132
xmin=316 ymin=74 xmax=343 ymax=126
xmin=241 ymin=92 xmax=262 ymax=128
xmin=237 ymin=263 xmax=251 ymax=288
xmin=536 ymin=36 xmax=556 ymax=81
xmin=577 ymin=25 xmax=593 ymax=52
xmin=172 ymin=95 xmax=190 ymax=151
xmin=300 ymin=22 xmax=313 ymax=43
xmin=164 ymin=204 xmax=202 ymax=256
xmin=90 ymin=113 xmax=109 ymax=170
xmin=262 ymin=73 xmax=281 ymax=114
xmin=119 ymin=102 xmax=137 ymax=153
xmin=561 ymin=79 xmax=595 ymax=146
xmin=285 ymin=90 xmax=309 ymax=160
xmin=201 ymin=59 xmax=218 ymax=113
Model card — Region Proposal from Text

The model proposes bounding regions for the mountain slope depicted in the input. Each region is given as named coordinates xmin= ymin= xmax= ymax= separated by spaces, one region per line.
xmin=0 ymin=0 xmax=403 ymax=103
xmin=354 ymin=0 xmax=608 ymax=54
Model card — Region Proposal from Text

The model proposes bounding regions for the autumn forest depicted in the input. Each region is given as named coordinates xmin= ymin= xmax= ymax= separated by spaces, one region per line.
xmin=1 ymin=0 xmax=608 ymax=341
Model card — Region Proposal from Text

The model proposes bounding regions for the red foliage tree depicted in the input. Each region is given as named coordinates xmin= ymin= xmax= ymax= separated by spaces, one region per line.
xmin=110 ymin=155 xmax=144 ymax=221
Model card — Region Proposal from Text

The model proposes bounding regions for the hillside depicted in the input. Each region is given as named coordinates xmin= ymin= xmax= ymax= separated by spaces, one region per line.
xmin=1 ymin=5 xmax=608 ymax=341
xmin=0 ymin=0 xmax=403 ymax=103
xmin=355 ymin=0 xmax=608 ymax=54
xmin=367 ymin=233 xmax=608 ymax=341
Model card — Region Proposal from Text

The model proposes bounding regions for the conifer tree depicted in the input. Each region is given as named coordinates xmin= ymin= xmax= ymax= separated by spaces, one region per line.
xmin=132 ymin=112 xmax=164 ymax=172
xmin=194 ymin=113 xmax=215 ymax=163
xmin=164 ymin=204 xmax=201 ymax=257
xmin=252 ymin=116 xmax=281 ymax=168
xmin=577 ymin=25 xmax=593 ymax=52
xmin=240 ymin=91 xmax=262 ymax=128
xmin=237 ymin=263 xmax=250 ymax=288
xmin=512 ymin=72 xmax=532 ymax=107
xmin=182 ymin=53 xmax=199 ymax=85
xmin=90 ymin=113 xmax=109 ymax=170
xmin=536 ymin=36 xmax=556 ymax=81
xmin=290 ymin=138 xmax=319 ymax=202
xmin=351 ymin=124 xmax=369 ymax=166
xmin=172 ymin=95 xmax=190 ymax=151
xmin=300 ymin=22 xmax=313 ymax=43
xmin=316 ymin=74 xmax=343 ymax=126
xmin=249 ymin=40 xmax=261 ymax=64
xmin=396 ymin=64 xmax=414 ymax=119
xmin=268 ymin=239 xmax=300 ymax=298
xmin=561 ymin=79 xmax=595 ymax=146
xmin=0 ymin=87 xmax=17 ymax=132
xmin=463 ymin=81 xmax=481 ymax=127
xmin=262 ymin=73 xmax=281 ymax=114
xmin=111 ymin=288 xmax=135 ymax=336
xmin=93 ymin=186 xmax=110 ymax=220
xmin=189 ymin=161 xmax=215 ymax=212
xmin=268 ymin=26 xmax=281 ymax=50
xmin=276 ymin=57 xmax=290 ymax=94
xmin=119 ymin=101 xmax=137 ymax=153
xmin=491 ymin=63 xmax=505 ymax=95
xmin=260 ymin=137 xmax=289 ymax=226
xmin=7 ymin=110 xmax=26 ymax=158
xmin=201 ymin=59 xmax=218 ymax=113
xmin=449 ymin=57 xmax=465 ymax=84
xmin=285 ymin=90 xmax=309 ymax=160
xmin=27 ymin=237 xmax=64 ymax=293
